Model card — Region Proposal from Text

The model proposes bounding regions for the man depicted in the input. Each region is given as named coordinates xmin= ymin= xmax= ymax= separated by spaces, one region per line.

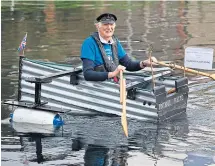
xmin=81 ymin=13 xmax=157 ymax=81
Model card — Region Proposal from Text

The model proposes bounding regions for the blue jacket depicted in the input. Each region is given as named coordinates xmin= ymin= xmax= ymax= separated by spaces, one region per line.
xmin=80 ymin=35 xmax=141 ymax=81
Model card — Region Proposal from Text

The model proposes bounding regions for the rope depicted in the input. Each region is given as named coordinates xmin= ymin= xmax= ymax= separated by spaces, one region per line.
xmin=148 ymin=45 xmax=155 ymax=89
xmin=183 ymin=65 xmax=186 ymax=77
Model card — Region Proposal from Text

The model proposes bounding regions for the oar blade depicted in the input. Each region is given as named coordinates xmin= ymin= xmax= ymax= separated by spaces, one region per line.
xmin=121 ymin=110 xmax=128 ymax=137
xmin=121 ymin=78 xmax=128 ymax=137
xmin=211 ymin=74 xmax=215 ymax=80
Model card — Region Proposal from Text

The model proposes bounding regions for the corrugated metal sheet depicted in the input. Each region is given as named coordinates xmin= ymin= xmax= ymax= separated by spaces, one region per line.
xmin=19 ymin=58 xmax=188 ymax=122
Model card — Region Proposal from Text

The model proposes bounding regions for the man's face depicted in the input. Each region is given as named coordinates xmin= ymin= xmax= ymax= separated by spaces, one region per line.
xmin=97 ymin=23 xmax=116 ymax=39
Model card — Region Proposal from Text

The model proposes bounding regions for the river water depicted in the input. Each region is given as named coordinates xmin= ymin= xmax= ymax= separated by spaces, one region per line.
xmin=1 ymin=1 xmax=215 ymax=166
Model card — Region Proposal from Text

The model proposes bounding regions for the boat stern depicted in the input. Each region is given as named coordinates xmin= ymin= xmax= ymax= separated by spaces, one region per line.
xmin=155 ymin=77 xmax=189 ymax=122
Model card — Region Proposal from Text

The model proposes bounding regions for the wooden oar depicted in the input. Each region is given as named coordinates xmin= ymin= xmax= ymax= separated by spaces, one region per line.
xmin=121 ymin=78 xmax=128 ymax=137
xmin=120 ymin=70 xmax=123 ymax=104
xmin=157 ymin=61 xmax=215 ymax=80
xmin=120 ymin=70 xmax=128 ymax=137
xmin=167 ymin=87 xmax=176 ymax=94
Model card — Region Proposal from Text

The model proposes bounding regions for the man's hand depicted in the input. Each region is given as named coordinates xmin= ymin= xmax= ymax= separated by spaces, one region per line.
xmin=108 ymin=65 xmax=126 ymax=78
xmin=140 ymin=57 xmax=158 ymax=68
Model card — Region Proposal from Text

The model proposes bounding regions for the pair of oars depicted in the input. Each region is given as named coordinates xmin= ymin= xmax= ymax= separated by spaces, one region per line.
xmin=156 ymin=61 xmax=215 ymax=80
xmin=156 ymin=61 xmax=215 ymax=94
xmin=120 ymin=70 xmax=128 ymax=137
xmin=155 ymin=61 xmax=215 ymax=80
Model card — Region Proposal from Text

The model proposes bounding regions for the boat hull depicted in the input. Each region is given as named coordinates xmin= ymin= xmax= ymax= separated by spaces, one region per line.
xmin=7 ymin=58 xmax=189 ymax=122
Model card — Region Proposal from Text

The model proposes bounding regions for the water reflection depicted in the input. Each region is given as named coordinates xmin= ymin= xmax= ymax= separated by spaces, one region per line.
xmin=127 ymin=114 xmax=189 ymax=166
xmin=20 ymin=135 xmax=44 ymax=164
xmin=84 ymin=144 xmax=128 ymax=166
xmin=1 ymin=114 xmax=190 ymax=165
xmin=6 ymin=122 xmax=63 ymax=164
xmin=44 ymin=1 xmax=56 ymax=35
xmin=175 ymin=0 xmax=189 ymax=57
xmin=1 ymin=107 xmax=215 ymax=165
xmin=65 ymin=114 xmax=190 ymax=166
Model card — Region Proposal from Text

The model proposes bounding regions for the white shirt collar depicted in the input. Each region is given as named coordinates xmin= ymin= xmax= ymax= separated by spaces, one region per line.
xmin=98 ymin=33 xmax=114 ymax=44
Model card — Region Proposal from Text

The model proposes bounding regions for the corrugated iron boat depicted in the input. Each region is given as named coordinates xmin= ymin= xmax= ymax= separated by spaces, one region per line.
xmin=4 ymin=57 xmax=189 ymax=122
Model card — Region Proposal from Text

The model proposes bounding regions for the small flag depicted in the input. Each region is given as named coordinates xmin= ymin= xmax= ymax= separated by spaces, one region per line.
xmin=18 ymin=33 xmax=27 ymax=52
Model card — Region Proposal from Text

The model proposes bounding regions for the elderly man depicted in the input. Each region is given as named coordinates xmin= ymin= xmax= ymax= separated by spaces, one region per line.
xmin=81 ymin=13 xmax=157 ymax=81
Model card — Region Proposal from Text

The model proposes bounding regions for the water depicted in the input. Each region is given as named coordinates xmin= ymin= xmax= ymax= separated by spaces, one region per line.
xmin=1 ymin=1 xmax=215 ymax=166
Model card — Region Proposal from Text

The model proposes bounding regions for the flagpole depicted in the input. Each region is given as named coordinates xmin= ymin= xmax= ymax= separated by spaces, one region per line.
xmin=17 ymin=32 xmax=27 ymax=100
xmin=18 ymin=56 xmax=24 ymax=101
xmin=23 ymin=32 xmax=27 ymax=57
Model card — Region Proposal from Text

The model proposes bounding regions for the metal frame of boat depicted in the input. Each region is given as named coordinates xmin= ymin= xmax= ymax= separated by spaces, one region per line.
xmin=4 ymin=57 xmax=189 ymax=122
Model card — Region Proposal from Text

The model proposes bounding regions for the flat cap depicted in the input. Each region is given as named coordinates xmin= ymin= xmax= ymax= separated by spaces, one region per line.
xmin=96 ymin=13 xmax=117 ymax=24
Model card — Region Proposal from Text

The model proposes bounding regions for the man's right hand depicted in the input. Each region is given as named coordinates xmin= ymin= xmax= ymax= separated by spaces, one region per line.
xmin=108 ymin=65 xmax=126 ymax=78
xmin=142 ymin=57 xmax=158 ymax=67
